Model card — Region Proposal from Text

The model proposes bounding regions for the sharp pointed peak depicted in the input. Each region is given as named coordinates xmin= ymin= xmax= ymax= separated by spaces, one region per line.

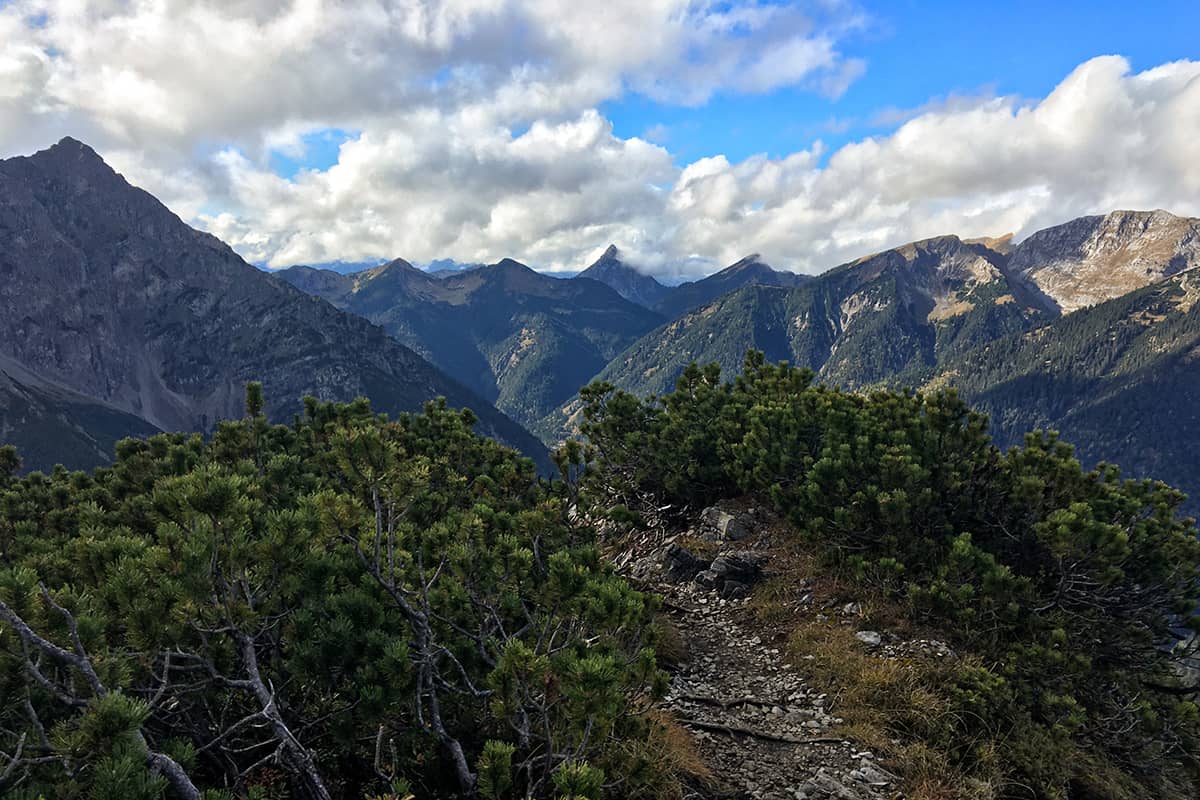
xmin=583 ymin=244 xmax=625 ymax=271
xmin=494 ymin=257 xmax=533 ymax=271
xmin=360 ymin=258 xmax=421 ymax=282
xmin=379 ymin=257 xmax=419 ymax=272
xmin=44 ymin=136 xmax=104 ymax=162
xmin=722 ymin=253 xmax=767 ymax=272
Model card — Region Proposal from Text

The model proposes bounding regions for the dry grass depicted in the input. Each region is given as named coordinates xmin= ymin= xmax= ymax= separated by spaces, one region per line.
xmin=732 ymin=528 xmax=1001 ymax=800
xmin=787 ymin=621 xmax=999 ymax=800
xmin=644 ymin=709 xmax=713 ymax=783
xmin=616 ymin=709 xmax=715 ymax=800
xmin=671 ymin=531 xmax=722 ymax=561
xmin=651 ymin=613 xmax=690 ymax=671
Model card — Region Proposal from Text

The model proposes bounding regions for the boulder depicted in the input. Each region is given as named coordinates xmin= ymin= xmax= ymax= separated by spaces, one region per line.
xmin=855 ymin=630 xmax=882 ymax=648
xmin=799 ymin=768 xmax=864 ymax=800
xmin=699 ymin=506 xmax=751 ymax=541
xmin=710 ymin=550 xmax=767 ymax=583
xmin=720 ymin=579 xmax=751 ymax=599
xmin=661 ymin=543 xmax=707 ymax=582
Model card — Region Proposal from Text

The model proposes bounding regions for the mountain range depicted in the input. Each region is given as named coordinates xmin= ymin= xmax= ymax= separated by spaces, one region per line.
xmin=2 ymin=137 xmax=1199 ymax=511
xmin=557 ymin=210 xmax=1200 ymax=507
xmin=278 ymin=256 xmax=663 ymax=434
xmin=0 ymin=138 xmax=547 ymax=471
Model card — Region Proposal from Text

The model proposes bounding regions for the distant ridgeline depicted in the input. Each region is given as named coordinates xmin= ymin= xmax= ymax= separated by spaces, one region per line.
xmin=553 ymin=212 xmax=1200 ymax=513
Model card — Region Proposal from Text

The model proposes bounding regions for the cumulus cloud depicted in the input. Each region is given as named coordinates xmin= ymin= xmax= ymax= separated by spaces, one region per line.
xmin=671 ymin=56 xmax=1200 ymax=272
xmin=201 ymin=109 xmax=675 ymax=267
xmin=0 ymin=3 xmax=1198 ymax=277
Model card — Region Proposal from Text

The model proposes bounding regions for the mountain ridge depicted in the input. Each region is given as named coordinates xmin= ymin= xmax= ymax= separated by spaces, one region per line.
xmin=547 ymin=211 xmax=1200 ymax=506
xmin=0 ymin=137 xmax=548 ymax=471
xmin=1007 ymin=209 xmax=1200 ymax=313
xmin=278 ymin=253 xmax=664 ymax=434
xmin=576 ymin=244 xmax=671 ymax=308
xmin=652 ymin=253 xmax=814 ymax=319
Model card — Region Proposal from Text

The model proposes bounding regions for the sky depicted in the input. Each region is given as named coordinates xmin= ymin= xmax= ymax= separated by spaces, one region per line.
xmin=1 ymin=1 xmax=1198 ymax=278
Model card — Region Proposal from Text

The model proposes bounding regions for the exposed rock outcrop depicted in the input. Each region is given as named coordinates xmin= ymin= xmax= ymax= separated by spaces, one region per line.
xmin=576 ymin=244 xmax=671 ymax=309
xmin=1008 ymin=209 xmax=1200 ymax=313
xmin=0 ymin=138 xmax=547 ymax=471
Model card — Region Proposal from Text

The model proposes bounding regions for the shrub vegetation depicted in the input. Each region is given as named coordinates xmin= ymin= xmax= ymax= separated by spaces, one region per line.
xmin=0 ymin=389 xmax=673 ymax=799
xmin=2 ymin=352 xmax=1198 ymax=799
xmin=576 ymin=352 xmax=1200 ymax=799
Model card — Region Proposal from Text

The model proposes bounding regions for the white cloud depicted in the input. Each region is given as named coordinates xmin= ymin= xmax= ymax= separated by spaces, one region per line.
xmin=673 ymin=56 xmax=1200 ymax=272
xmin=1 ymin=4 xmax=1198 ymax=279
xmin=199 ymin=109 xmax=676 ymax=268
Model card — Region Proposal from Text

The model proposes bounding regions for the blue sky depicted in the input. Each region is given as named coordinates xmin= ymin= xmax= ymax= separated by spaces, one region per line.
xmin=3 ymin=1 xmax=1197 ymax=274
xmin=602 ymin=0 xmax=1200 ymax=167
xmin=251 ymin=0 xmax=1200 ymax=178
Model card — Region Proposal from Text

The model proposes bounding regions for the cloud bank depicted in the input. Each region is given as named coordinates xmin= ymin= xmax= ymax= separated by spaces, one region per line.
xmin=1 ymin=2 xmax=1198 ymax=276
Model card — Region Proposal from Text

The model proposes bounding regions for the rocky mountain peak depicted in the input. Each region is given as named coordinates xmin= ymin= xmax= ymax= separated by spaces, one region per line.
xmin=1009 ymin=209 xmax=1200 ymax=313
xmin=577 ymin=245 xmax=669 ymax=309
xmin=725 ymin=253 xmax=766 ymax=272
xmin=964 ymin=232 xmax=1014 ymax=254
xmin=49 ymin=135 xmax=96 ymax=154
xmin=0 ymin=138 xmax=548 ymax=467
xmin=368 ymin=257 xmax=424 ymax=284
xmin=25 ymin=136 xmax=120 ymax=184
xmin=493 ymin=257 xmax=537 ymax=275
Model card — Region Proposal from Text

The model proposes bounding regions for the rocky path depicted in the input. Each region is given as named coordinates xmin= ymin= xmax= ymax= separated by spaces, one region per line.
xmin=623 ymin=508 xmax=900 ymax=800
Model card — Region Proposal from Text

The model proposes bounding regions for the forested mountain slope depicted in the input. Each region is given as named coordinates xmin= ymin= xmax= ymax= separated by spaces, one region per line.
xmin=561 ymin=215 xmax=1200 ymax=506
xmin=652 ymin=253 xmax=813 ymax=319
xmin=933 ymin=268 xmax=1200 ymax=503
xmin=576 ymin=235 xmax=1046 ymax=405
xmin=279 ymin=256 xmax=663 ymax=433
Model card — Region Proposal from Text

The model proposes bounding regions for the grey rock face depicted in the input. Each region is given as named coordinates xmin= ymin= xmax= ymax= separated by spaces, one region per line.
xmin=1008 ymin=210 xmax=1200 ymax=313
xmin=0 ymin=354 xmax=160 ymax=470
xmin=576 ymin=244 xmax=670 ymax=308
xmin=0 ymin=138 xmax=547 ymax=471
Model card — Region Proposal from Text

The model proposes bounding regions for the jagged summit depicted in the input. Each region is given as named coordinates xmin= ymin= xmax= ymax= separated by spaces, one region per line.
xmin=26 ymin=136 xmax=115 ymax=177
xmin=494 ymin=256 xmax=534 ymax=271
xmin=279 ymin=246 xmax=662 ymax=430
xmin=723 ymin=253 xmax=766 ymax=271
xmin=0 ymin=137 xmax=547 ymax=468
xmin=577 ymin=244 xmax=669 ymax=308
